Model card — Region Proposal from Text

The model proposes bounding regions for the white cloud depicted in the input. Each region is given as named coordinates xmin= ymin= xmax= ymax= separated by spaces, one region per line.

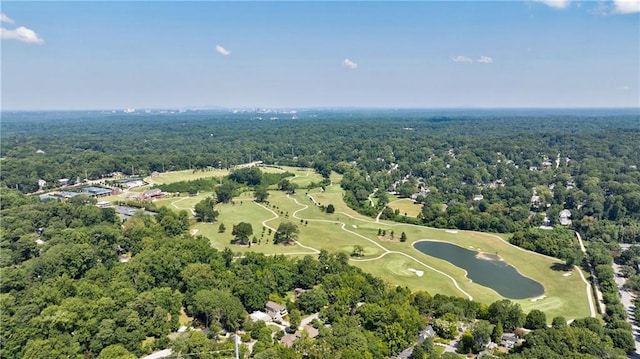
xmin=215 ymin=45 xmax=230 ymax=56
xmin=478 ymin=56 xmax=493 ymax=64
xmin=1 ymin=26 xmax=44 ymax=44
xmin=613 ymin=0 xmax=640 ymax=13
xmin=0 ymin=13 xmax=15 ymax=24
xmin=534 ymin=0 xmax=571 ymax=9
xmin=342 ymin=58 xmax=358 ymax=69
xmin=452 ymin=55 xmax=473 ymax=63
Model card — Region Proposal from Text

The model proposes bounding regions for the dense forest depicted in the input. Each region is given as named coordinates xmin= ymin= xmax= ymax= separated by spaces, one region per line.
xmin=1 ymin=109 xmax=639 ymax=357
xmin=2 ymin=109 xmax=639 ymax=238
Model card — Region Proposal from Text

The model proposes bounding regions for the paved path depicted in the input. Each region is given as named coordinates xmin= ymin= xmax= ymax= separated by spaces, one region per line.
xmin=288 ymin=194 xmax=473 ymax=300
xmin=576 ymin=231 xmax=605 ymax=315
xmin=572 ymin=231 xmax=597 ymax=318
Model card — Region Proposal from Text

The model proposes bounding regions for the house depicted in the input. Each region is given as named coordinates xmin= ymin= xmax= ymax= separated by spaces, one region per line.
xmin=58 ymin=178 xmax=70 ymax=186
xmin=559 ymin=209 xmax=572 ymax=226
xmin=151 ymin=171 xmax=160 ymax=178
xmin=417 ymin=325 xmax=435 ymax=344
xmin=96 ymin=201 xmax=110 ymax=208
xmin=249 ymin=311 xmax=272 ymax=323
xmin=501 ymin=333 xmax=520 ymax=349
xmin=473 ymin=194 xmax=484 ymax=201
xmin=117 ymin=178 xmax=145 ymax=188
xmin=141 ymin=349 xmax=173 ymax=359
xmin=137 ymin=188 xmax=165 ymax=201
xmin=265 ymin=301 xmax=288 ymax=321
xmin=39 ymin=193 xmax=58 ymax=201
xmin=38 ymin=179 xmax=47 ymax=188
xmin=280 ymin=325 xmax=319 ymax=347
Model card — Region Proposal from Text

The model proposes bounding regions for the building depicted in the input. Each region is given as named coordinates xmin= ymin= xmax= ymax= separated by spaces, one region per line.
xmin=137 ymin=188 xmax=165 ymax=201
xmin=265 ymin=301 xmax=288 ymax=321
xmin=559 ymin=209 xmax=572 ymax=226
xmin=38 ymin=179 xmax=47 ymax=188
xmin=473 ymin=194 xmax=484 ymax=201
xmin=249 ymin=311 xmax=272 ymax=323
xmin=82 ymin=186 xmax=112 ymax=197
xmin=117 ymin=178 xmax=145 ymax=188
xmin=151 ymin=171 xmax=160 ymax=178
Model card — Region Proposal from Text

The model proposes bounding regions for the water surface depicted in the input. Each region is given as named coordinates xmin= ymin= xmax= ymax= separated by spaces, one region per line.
xmin=414 ymin=240 xmax=544 ymax=299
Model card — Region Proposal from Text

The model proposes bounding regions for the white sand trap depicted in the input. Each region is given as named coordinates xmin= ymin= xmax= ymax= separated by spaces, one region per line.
xmin=468 ymin=245 xmax=474 ymax=248
xmin=190 ymin=229 xmax=199 ymax=235
xmin=446 ymin=230 xmax=458 ymax=234
xmin=563 ymin=272 xmax=573 ymax=276
xmin=530 ymin=295 xmax=546 ymax=302
xmin=407 ymin=268 xmax=425 ymax=277
xmin=352 ymin=225 xmax=357 ymax=228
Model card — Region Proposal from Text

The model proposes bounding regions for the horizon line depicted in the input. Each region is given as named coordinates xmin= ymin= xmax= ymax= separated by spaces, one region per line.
xmin=2 ymin=106 xmax=639 ymax=112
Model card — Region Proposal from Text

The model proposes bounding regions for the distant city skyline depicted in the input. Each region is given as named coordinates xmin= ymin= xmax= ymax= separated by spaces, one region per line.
xmin=2 ymin=1 xmax=639 ymax=110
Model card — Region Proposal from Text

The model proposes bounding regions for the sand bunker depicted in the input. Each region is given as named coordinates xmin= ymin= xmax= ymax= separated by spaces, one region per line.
xmin=352 ymin=225 xmax=357 ymax=229
xmin=190 ymin=229 xmax=199 ymax=235
xmin=407 ymin=268 xmax=425 ymax=277
xmin=445 ymin=230 xmax=458 ymax=234
xmin=530 ymin=295 xmax=546 ymax=302
xmin=563 ymin=272 xmax=573 ymax=277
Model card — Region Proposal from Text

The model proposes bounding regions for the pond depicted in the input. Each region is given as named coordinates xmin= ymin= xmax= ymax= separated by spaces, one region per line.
xmin=413 ymin=240 xmax=544 ymax=299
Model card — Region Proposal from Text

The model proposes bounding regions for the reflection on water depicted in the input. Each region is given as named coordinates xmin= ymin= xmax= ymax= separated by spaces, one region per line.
xmin=413 ymin=240 xmax=544 ymax=299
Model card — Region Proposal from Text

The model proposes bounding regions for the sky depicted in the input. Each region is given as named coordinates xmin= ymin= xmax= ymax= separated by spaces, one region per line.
xmin=1 ymin=1 xmax=639 ymax=110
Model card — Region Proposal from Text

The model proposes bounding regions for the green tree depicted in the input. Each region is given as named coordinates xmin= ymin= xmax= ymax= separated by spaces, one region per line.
xmin=218 ymin=222 xmax=226 ymax=233
xmin=351 ymin=245 xmax=364 ymax=257
xmin=215 ymin=182 xmax=235 ymax=203
xmin=255 ymin=186 xmax=269 ymax=203
xmin=278 ymin=179 xmax=296 ymax=194
xmin=524 ymin=309 xmax=547 ymax=330
xmin=232 ymin=222 xmax=253 ymax=245
xmin=273 ymin=222 xmax=299 ymax=245
xmin=326 ymin=204 xmax=335 ymax=214
xmin=551 ymin=316 xmax=567 ymax=329
xmin=194 ymin=196 xmax=218 ymax=222
xmin=97 ymin=344 xmax=136 ymax=359
xmin=289 ymin=309 xmax=302 ymax=330
xmin=491 ymin=321 xmax=503 ymax=343
xmin=400 ymin=232 xmax=407 ymax=242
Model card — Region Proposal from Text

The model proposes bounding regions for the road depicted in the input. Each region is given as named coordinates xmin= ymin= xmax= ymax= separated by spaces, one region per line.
xmin=612 ymin=262 xmax=640 ymax=357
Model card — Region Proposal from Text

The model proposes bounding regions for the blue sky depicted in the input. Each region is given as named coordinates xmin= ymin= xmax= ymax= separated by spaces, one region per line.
xmin=1 ymin=1 xmax=639 ymax=110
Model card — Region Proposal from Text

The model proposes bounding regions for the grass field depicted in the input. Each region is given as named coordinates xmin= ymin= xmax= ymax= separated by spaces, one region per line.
xmin=387 ymin=198 xmax=423 ymax=218
xmin=140 ymin=169 xmax=593 ymax=321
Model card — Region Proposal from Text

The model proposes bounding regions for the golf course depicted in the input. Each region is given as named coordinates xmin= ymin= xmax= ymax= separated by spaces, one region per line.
xmin=142 ymin=166 xmax=594 ymax=322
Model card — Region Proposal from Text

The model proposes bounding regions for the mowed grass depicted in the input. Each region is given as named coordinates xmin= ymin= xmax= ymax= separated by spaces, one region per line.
xmin=153 ymin=171 xmax=592 ymax=321
xmin=387 ymin=198 xmax=422 ymax=218
xmin=145 ymin=169 xmax=230 ymax=185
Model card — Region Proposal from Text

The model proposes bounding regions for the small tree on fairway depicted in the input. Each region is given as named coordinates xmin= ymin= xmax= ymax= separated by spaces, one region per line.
xmin=326 ymin=204 xmax=335 ymax=214
xmin=400 ymin=232 xmax=407 ymax=242
xmin=254 ymin=187 xmax=269 ymax=203
xmin=194 ymin=197 xmax=218 ymax=222
xmin=232 ymin=222 xmax=253 ymax=245
xmin=273 ymin=222 xmax=299 ymax=245
xmin=218 ymin=223 xmax=226 ymax=233
xmin=351 ymin=245 xmax=364 ymax=257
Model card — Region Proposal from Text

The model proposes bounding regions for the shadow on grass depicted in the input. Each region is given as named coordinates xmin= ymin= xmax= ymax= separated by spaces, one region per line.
xmin=550 ymin=262 xmax=572 ymax=272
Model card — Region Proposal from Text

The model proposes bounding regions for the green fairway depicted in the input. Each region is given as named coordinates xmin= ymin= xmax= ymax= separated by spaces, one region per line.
xmin=153 ymin=170 xmax=593 ymax=322
xmin=387 ymin=198 xmax=422 ymax=218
